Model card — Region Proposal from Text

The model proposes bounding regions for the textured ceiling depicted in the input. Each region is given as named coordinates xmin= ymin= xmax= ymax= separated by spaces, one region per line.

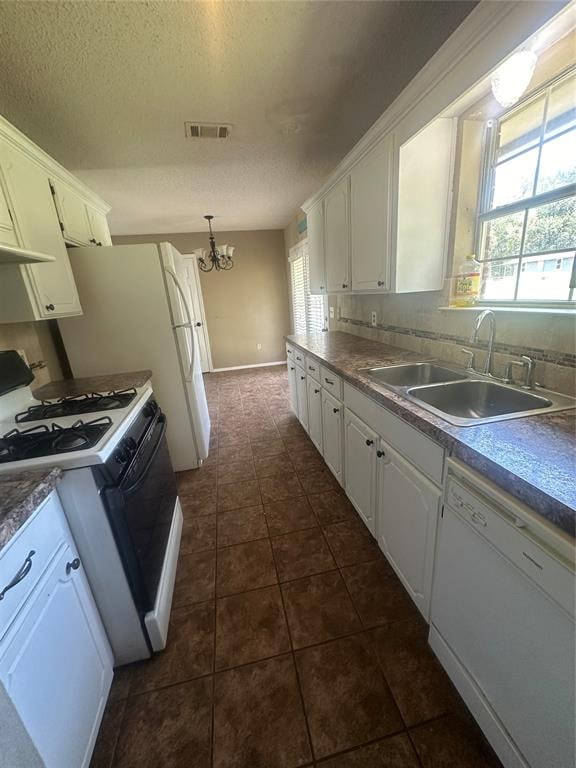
xmin=0 ymin=1 xmax=476 ymax=234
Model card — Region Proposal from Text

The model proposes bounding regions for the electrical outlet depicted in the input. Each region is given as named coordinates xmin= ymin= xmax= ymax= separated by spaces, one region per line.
xmin=371 ymin=311 xmax=377 ymax=327
xmin=329 ymin=306 xmax=335 ymax=319
xmin=257 ymin=343 xmax=262 ymax=350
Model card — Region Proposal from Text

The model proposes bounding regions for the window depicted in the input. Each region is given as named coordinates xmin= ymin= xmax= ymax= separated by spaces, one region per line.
xmin=289 ymin=241 xmax=326 ymax=334
xmin=477 ymin=68 xmax=576 ymax=304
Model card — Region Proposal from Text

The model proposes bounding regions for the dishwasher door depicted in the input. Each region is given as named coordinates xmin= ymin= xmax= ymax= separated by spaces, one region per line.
xmin=430 ymin=477 xmax=575 ymax=768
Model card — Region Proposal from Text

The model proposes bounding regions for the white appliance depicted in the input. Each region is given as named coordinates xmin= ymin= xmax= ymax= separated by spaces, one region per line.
xmin=430 ymin=459 xmax=575 ymax=768
xmin=58 ymin=242 xmax=210 ymax=471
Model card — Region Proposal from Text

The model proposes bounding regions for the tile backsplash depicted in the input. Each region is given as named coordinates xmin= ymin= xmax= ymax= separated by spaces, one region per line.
xmin=0 ymin=322 xmax=62 ymax=390
xmin=329 ymin=292 xmax=576 ymax=396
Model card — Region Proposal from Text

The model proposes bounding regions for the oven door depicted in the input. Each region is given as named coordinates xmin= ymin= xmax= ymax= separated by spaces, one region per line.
xmin=101 ymin=410 xmax=178 ymax=616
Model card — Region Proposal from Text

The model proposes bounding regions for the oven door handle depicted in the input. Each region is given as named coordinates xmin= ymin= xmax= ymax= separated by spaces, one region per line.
xmin=120 ymin=414 xmax=168 ymax=496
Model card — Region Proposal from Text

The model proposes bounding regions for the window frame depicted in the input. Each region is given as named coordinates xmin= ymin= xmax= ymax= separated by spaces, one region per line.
xmin=288 ymin=240 xmax=328 ymax=334
xmin=475 ymin=65 xmax=576 ymax=308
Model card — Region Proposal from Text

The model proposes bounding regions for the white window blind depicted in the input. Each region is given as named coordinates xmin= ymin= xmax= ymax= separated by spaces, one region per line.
xmin=289 ymin=241 xmax=326 ymax=334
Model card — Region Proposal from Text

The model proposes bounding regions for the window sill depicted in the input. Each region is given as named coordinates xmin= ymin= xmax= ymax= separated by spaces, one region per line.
xmin=438 ymin=305 xmax=576 ymax=315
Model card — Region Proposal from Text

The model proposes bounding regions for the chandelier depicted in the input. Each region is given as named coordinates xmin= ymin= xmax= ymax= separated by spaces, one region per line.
xmin=198 ymin=215 xmax=234 ymax=272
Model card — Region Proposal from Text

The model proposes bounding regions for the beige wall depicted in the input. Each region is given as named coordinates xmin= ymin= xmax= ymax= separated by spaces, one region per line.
xmin=113 ymin=230 xmax=290 ymax=370
xmin=0 ymin=321 xmax=62 ymax=388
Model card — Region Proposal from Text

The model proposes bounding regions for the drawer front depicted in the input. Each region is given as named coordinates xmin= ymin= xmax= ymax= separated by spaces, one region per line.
xmin=286 ymin=343 xmax=295 ymax=359
xmin=0 ymin=490 xmax=67 ymax=638
xmin=320 ymin=366 xmax=343 ymax=400
xmin=446 ymin=477 xmax=575 ymax=618
xmin=305 ymin=356 xmax=321 ymax=383
xmin=294 ymin=349 xmax=306 ymax=367
xmin=344 ymin=382 xmax=444 ymax=485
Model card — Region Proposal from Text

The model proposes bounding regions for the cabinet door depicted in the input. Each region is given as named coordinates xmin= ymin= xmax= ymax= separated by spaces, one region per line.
xmin=287 ymin=363 xmax=298 ymax=415
xmin=0 ymin=545 xmax=113 ymax=768
xmin=377 ymin=441 xmax=440 ymax=619
xmin=350 ymin=134 xmax=393 ymax=292
xmin=321 ymin=389 xmax=344 ymax=486
xmin=324 ymin=176 xmax=351 ymax=293
xmin=0 ymin=143 xmax=82 ymax=318
xmin=307 ymin=200 xmax=326 ymax=295
xmin=86 ymin=205 xmax=112 ymax=246
xmin=295 ymin=366 xmax=308 ymax=432
xmin=0 ymin=173 xmax=18 ymax=247
xmin=50 ymin=180 xmax=92 ymax=245
xmin=344 ymin=409 xmax=378 ymax=535
xmin=307 ymin=377 xmax=323 ymax=453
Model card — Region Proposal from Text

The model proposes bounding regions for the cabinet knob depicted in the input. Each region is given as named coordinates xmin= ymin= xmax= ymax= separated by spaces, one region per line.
xmin=290 ymin=366 xmax=295 ymax=371
xmin=66 ymin=557 xmax=81 ymax=575
xmin=333 ymin=407 xmax=339 ymax=414
xmin=45 ymin=303 xmax=55 ymax=312
xmin=320 ymin=285 xmax=325 ymax=291
xmin=366 ymin=439 xmax=373 ymax=446
xmin=97 ymin=241 xmax=103 ymax=246
xmin=300 ymin=376 xmax=306 ymax=380
xmin=377 ymin=280 xmax=385 ymax=287
xmin=342 ymin=283 xmax=348 ymax=289
xmin=195 ymin=322 xmax=202 ymax=327
xmin=314 ymin=388 xmax=320 ymax=394
xmin=377 ymin=449 xmax=385 ymax=458
xmin=89 ymin=238 xmax=97 ymax=244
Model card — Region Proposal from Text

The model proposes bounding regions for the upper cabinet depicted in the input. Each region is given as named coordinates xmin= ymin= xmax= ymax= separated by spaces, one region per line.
xmin=303 ymin=117 xmax=455 ymax=296
xmin=350 ymin=134 xmax=393 ymax=292
xmin=307 ymin=200 xmax=326 ymax=295
xmin=324 ymin=176 xmax=350 ymax=293
xmin=0 ymin=115 xmax=112 ymax=321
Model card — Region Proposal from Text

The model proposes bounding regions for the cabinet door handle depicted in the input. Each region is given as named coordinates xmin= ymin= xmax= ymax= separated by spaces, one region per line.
xmin=45 ymin=303 xmax=55 ymax=312
xmin=365 ymin=439 xmax=373 ymax=446
xmin=66 ymin=557 xmax=81 ymax=575
xmin=0 ymin=550 xmax=35 ymax=600
xmin=376 ymin=450 xmax=385 ymax=458
xmin=325 ymin=378 xmax=334 ymax=386
xmin=333 ymin=407 xmax=339 ymax=414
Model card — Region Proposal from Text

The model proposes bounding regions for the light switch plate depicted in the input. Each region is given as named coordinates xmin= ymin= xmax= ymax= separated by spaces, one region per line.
xmin=371 ymin=311 xmax=377 ymax=327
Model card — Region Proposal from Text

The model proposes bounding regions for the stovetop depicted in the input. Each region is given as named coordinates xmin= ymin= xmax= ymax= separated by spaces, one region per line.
xmin=0 ymin=417 xmax=113 ymax=463
xmin=15 ymin=388 xmax=138 ymax=423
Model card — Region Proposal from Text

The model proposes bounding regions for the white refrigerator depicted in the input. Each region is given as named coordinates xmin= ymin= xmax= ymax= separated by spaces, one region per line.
xmin=58 ymin=242 xmax=210 ymax=471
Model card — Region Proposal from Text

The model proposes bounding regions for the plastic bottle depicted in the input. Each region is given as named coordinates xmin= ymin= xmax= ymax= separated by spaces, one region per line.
xmin=450 ymin=255 xmax=481 ymax=307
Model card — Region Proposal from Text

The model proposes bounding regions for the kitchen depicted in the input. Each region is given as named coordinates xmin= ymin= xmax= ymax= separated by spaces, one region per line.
xmin=0 ymin=2 xmax=574 ymax=768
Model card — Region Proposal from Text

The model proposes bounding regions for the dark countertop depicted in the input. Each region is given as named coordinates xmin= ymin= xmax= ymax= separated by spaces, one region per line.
xmin=0 ymin=467 xmax=63 ymax=551
xmin=33 ymin=370 xmax=153 ymax=400
xmin=287 ymin=331 xmax=576 ymax=538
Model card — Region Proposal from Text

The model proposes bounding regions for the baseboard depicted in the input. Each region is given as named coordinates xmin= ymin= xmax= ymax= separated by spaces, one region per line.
xmin=212 ymin=360 xmax=287 ymax=372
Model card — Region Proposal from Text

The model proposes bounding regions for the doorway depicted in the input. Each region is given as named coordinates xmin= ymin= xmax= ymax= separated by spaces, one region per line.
xmin=183 ymin=253 xmax=213 ymax=373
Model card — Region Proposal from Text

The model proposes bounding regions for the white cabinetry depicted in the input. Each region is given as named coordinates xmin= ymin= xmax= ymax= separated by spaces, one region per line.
xmin=321 ymin=388 xmax=344 ymax=486
xmin=324 ymin=176 xmax=350 ymax=293
xmin=377 ymin=442 xmax=440 ymax=617
xmin=307 ymin=200 xmax=326 ymax=295
xmin=306 ymin=377 xmax=323 ymax=453
xmin=86 ymin=204 xmax=113 ymax=246
xmin=350 ymin=134 xmax=392 ymax=292
xmin=344 ymin=408 xmax=378 ymax=535
xmin=0 ymin=490 xmax=113 ymax=768
xmin=295 ymin=365 xmax=309 ymax=431
xmin=287 ymin=360 xmax=298 ymax=414
xmin=0 ymin=141 xmax=82 ymax=320
xmin=50 ymin=180 xmax=113 ymax=247
xmin=0 ymin=173 xmax=18 ymax=248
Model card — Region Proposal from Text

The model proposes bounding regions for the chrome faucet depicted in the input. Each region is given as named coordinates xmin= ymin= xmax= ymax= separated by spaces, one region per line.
xmin=470 ymin=309 xmax=496 ymax=375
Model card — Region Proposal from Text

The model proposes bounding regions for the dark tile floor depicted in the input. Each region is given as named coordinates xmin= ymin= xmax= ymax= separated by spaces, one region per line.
xmin=91 ymin=365 xmax=503 ymax=768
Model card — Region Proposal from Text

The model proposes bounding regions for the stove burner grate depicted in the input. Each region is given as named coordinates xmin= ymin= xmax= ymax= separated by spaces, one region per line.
xmin=1 ymin=417 xmax=113 ymax=463
xmin=15 ymin=388 xmax=137 ymax=423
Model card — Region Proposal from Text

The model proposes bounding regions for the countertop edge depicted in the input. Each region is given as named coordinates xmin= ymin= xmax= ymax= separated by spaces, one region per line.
xmin=0 ymin=467 xmax=63 ymax=551
xmin=33 ymin=370 xmax=153 ymax=400
xmin=286 ymin=333 xmax=575 ymax=537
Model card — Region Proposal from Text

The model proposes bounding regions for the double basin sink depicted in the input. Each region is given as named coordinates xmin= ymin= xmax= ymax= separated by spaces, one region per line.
xmin=363 ymin=363 xmax=575 ymax=426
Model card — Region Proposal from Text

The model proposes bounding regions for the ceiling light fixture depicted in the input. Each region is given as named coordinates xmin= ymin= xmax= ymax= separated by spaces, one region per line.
xmin=491 ymin=49 xmax=538 ymax=108
xmin=198 ymin=215 xmax=234 ymax=272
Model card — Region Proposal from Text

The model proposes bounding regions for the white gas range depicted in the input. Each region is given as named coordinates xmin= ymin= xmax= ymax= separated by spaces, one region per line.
xmin=0 ymin=350 xmax=183 ymax=665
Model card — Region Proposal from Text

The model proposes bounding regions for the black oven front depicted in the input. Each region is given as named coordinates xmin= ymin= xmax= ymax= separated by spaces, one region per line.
xmin=94 ymin=399 xmax=178 ymax=617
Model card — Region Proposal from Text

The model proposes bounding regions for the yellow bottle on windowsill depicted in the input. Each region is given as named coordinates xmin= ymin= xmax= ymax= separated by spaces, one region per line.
xmin=450 ymin=255 xmax=481 ymax=307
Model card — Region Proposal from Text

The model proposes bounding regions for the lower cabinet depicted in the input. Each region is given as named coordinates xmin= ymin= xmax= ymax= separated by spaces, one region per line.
xmin=287 ymin=362 xmax=298 ymax=414
xmin=321 ymin=389 xmax=344 ymax=486
xmin=377 ymin=441 xmax=441 ymax=619
xmin=295 ymin=366 xmax=309 ymax=432
xmin=306 ymin=377 xmax=323 ymax=453
xmin=344 ymin=408 xmax=378 ymax=535
xmin=0 ymin=492 xmax=113 ymax=768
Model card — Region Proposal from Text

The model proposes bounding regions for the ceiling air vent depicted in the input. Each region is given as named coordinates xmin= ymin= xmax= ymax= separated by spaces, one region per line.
xmin=184 ymin=122 xmax=231 ymax=139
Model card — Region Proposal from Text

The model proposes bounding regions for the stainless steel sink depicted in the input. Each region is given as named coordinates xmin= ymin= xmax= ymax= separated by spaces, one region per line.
xmin=406 ymin=379 xmax=574 ymax=426
xmin=365 ymin=363 xmax=466 ymax=388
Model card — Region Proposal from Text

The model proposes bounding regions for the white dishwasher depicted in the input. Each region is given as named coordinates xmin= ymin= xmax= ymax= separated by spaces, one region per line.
xmin=429 ymin=459 xmax=575 ymax=768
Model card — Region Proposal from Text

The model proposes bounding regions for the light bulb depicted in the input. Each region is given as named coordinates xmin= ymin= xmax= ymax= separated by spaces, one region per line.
xmin=491 ymin=50 xmax=538 ymax=108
